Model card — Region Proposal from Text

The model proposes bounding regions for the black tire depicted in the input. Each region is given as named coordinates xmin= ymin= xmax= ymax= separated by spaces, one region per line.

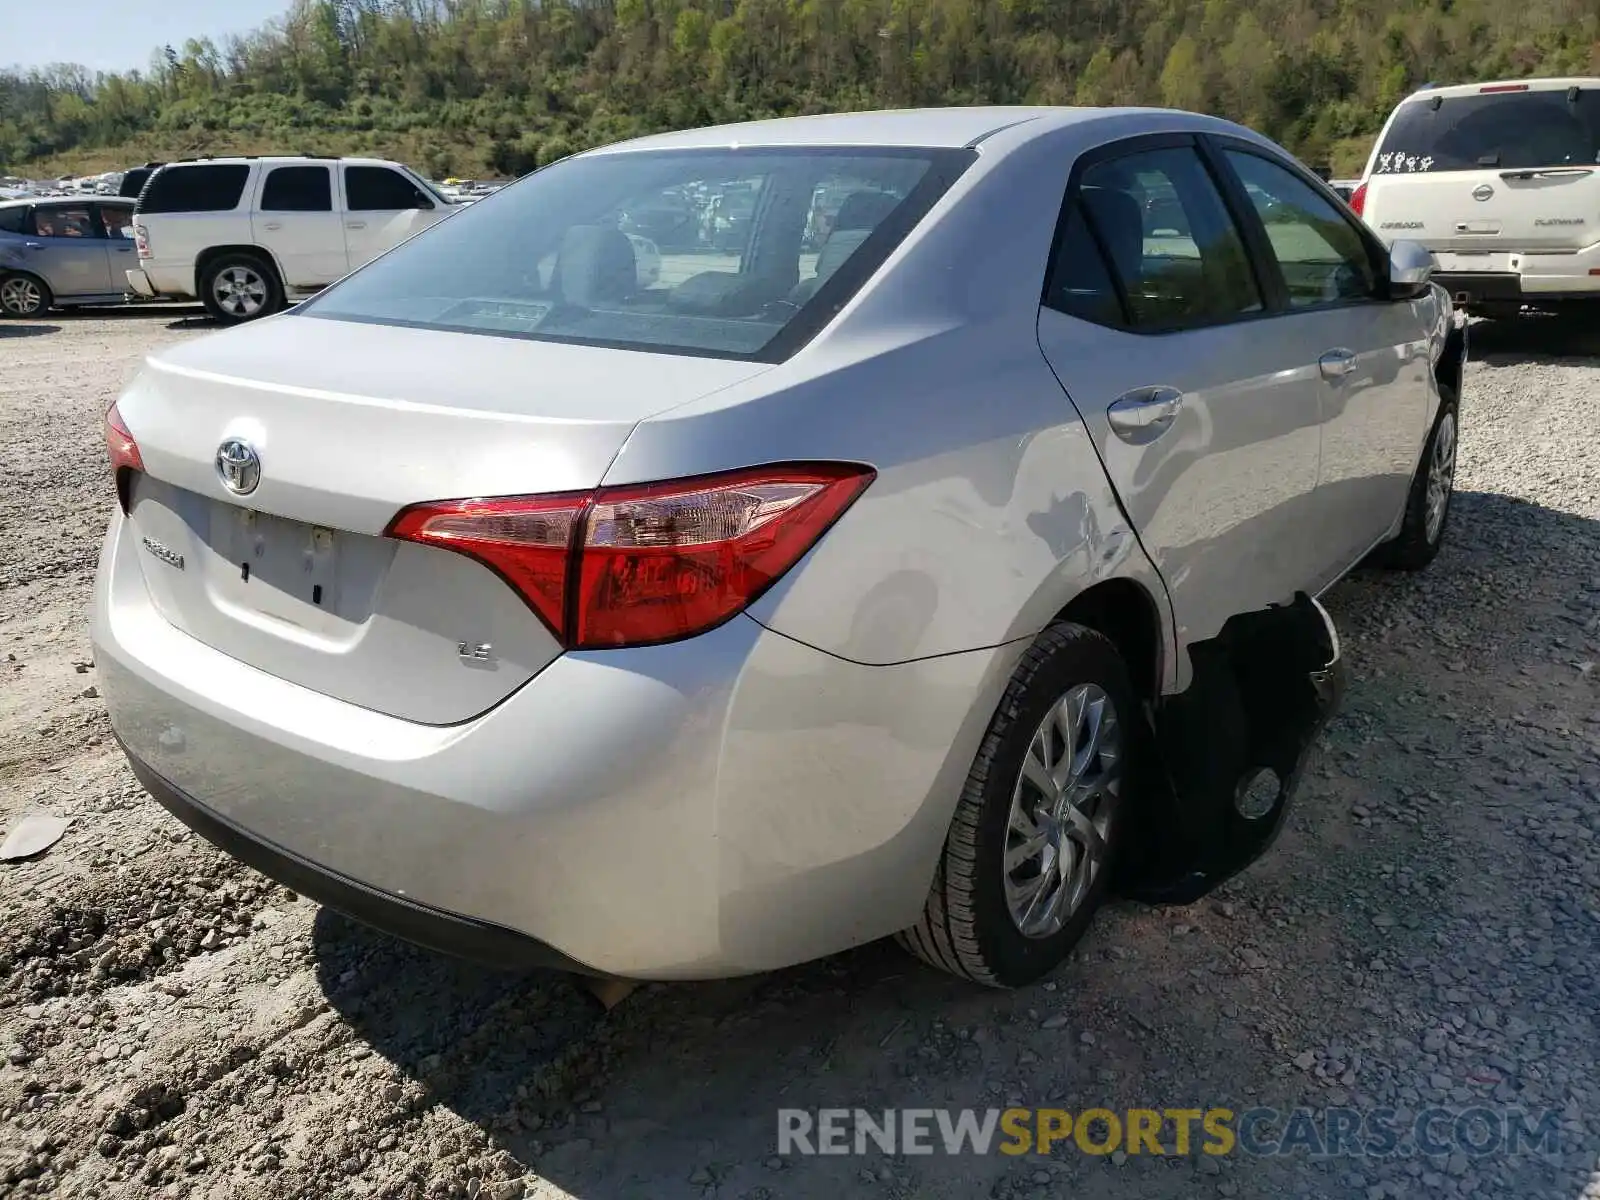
xmin=0 ymin=272 xmax=52 ymax=318
xmin=199 ymin=252 xmax=283 ymax=324
xmin=898 ymin=623 xmax=1138 ymax=988
xmin=1369 ymin=391 xmax=1458 ymax=571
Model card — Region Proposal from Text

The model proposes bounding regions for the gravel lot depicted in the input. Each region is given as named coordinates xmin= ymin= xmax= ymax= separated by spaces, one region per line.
xmin=1 ymin=309 xmax=1597 ymax=1200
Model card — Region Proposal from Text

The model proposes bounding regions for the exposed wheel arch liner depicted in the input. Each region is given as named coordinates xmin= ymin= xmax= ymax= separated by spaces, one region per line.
xmin=1433 ymin=316 xmax=1467 ymax=412
xmin=1115 ymin=593 xmax=1345 ymax=905
xmin=1055 ymin=576 xmax=1166 ymax=703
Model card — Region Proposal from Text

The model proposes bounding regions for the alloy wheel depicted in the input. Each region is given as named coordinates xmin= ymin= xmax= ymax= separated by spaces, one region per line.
xmin=213 ymin=266 xmax=268 ymax=318
xmin=1003 ymin=682 xmax=1123 ymax=938
xmin=1 ymin=276 xmax=44 ymax=316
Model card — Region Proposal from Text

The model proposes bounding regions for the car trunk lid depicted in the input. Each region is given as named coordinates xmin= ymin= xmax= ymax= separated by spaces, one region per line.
xmin=116 ymin=314 xmax=770 ymax=724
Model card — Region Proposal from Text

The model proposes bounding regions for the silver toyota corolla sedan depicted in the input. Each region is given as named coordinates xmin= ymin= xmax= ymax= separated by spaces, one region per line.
xmin=94 ymin=107 xmax=1465 ymax=988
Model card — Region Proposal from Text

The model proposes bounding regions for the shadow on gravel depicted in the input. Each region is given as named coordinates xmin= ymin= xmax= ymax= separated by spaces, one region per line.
xmin=0 ymin=323 xmax=59 ymax=338
xmin=165 ymin=313 xmax=225 ymax=331
xmin=53 ymin=303 xmax=204 ymax=321
xmin=308 ymin=491 xmax=1599 ymax=1200
xmin=1470 ymin=312 xmax=1600 ymax=362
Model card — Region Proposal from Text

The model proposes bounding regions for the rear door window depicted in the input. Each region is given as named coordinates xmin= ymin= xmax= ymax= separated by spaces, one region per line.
xmin=1063 ymin=146 xmax=1263 ymax=331
xmin=0 ymin=206 xmax=27 ymax=234
xmin=138 ymin=164 xmax=251 ymax=213
xmin=1376 ymin=89 xmax=1600 ymax=173
xmin=261 ymin=165 xmax=333 ymax=212
xmin=345 ymin=166 xmax=433 ymax=211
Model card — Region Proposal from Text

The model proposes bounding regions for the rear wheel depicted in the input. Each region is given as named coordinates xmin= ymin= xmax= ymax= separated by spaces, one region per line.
xmin=898 ymin=623 xmax=1135 ymax=988
xmin=200 ymin=253 xmax=282 ymax=323
xmin=0 ymin=273 xmax=50 ymax=318
xmin=1370 ymin=392 xmax=1457 ymax=571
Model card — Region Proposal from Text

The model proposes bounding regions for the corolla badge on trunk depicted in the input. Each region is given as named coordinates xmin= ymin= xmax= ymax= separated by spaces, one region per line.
xmin=140 ymin=535 xmax=185 ymax=571
xmin=215 ymin=438 xmax=261 ymax=496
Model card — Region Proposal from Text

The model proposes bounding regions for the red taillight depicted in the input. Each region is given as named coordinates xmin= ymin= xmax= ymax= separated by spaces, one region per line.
xmin=386 ymin=492 xmax=587 ymax=640
xmin=387 ymin=463 xmax=875 ymax=649
xmin=105 ymin=401 xmax=143 ymax=473
xmin=134 ymin=224 xmax=149 ymax=258
xmin=1479 ymin=83 xmax=1529 ymax=93
xmin=105 ymin=402 xmax=144 ymax=510
xmin=1349 ymin=180 xmax=1368 ymax=217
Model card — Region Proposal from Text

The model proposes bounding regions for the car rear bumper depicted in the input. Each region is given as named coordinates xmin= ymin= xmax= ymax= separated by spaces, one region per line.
xmin=133 ymin=260 xmax=196 ymax=300
xmin=1433 ymin=239 xmax=1600 ymax=302
xmin=93 ymin=508 xmax=1014 ymax=979
xmin=121 ymin=743 xmax=597 ymax=974
xmin=124 ymin=268 xmax=157 ymax=298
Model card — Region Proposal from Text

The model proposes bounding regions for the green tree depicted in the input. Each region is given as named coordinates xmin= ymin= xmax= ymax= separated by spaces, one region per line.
xmin=1159 ymin=33 xmax=1207 ymax=110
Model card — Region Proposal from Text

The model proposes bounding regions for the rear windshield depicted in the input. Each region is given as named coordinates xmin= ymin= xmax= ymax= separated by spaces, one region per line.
xmin=138 ymin=164 xmax=250 ymax=213
xmin=1376 ymin=88 xmax=1600 ymax=174
xmin=120 ymin=168 xmax=157 ymax=199
xmin=300 ymin=147 xmax=972 ymax=361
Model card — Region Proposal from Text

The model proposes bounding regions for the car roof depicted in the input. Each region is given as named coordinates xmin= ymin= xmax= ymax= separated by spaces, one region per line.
xmin=0 ymin=195 xmax=126 ymax=209
xmin=591 ymin=106 xmax=1179 ymax=153
xmin=1404 ymin=76 xmax=1600 ymax=102
xmin=158 ymin=156 xmax=403 ymax=167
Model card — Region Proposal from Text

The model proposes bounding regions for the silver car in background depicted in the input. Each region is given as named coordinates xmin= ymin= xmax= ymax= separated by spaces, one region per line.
xmin=0 ymin=196 xmax=138 ymax=317
xmin=94 ymin=108 xmax=1465 ymax=987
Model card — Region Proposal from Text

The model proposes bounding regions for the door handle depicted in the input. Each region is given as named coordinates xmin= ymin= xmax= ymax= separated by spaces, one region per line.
xmin=1500 ymin=167 xmax=1592 ymax=181
xmin=1319 ymin=349 xmax=1358 ymax=381
xmin=263 ymin=221 xmax=283 ymax=231
xmin=113 ymin=245 xmax=132 ymax=252
xmin=1106 ymin=386 xmax=1183 ymax=444
xmin=345 ymin=221 xmax=366 ymax=230
xmin=23 ymin=241 xmax=44 ymax=249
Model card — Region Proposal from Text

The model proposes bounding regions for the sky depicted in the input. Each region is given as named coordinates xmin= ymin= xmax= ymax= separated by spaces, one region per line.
xmin=5 ymin=0 xmax=294 ymax=74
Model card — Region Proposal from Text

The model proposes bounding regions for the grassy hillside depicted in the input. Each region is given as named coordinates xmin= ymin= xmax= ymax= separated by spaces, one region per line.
xmin=4 ymin=0 xmax=1597 ymax=179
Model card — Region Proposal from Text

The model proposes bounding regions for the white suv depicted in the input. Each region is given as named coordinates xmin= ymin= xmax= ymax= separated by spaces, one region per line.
xmin=1355 ymin=77 xmax=1600 ymax=318
xmin=127 ymin=156 xmax=453 ymax=322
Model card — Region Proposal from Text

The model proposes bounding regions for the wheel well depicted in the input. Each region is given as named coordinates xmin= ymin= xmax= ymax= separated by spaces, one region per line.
xmin=1057 ymin=579 xmax=1163 ymax=701
xmin=197 ymin=245 xmax=281 ymax=283
xmin=1434 ymin=321 xmax=1465 ymax=403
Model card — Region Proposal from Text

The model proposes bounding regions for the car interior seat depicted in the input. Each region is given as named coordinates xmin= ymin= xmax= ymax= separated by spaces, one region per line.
xmin=556 ymin=225 xmax=637 ymax=307
xmin=787 ymin=190 xmax=903 ymax=305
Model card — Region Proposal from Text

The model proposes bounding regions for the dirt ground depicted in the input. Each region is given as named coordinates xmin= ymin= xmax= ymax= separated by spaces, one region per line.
xmin=1 ymin=308 xmax=1597 ymax=1200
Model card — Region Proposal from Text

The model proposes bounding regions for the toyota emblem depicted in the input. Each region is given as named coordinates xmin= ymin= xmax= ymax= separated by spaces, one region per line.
xmin=215 ymin=438 xmax=261 ymax=496
xmin=1472 ymin=183 xmax=1495 ymax=202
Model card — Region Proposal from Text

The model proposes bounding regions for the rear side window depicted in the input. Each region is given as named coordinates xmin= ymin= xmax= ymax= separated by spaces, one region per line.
xmin=31 ymin=205 xmax=97 ymax=238
xmin=261 ymin=166 xmax=333 ymax=212
xmin=0 ymin=207 xmax=26 ymax=233
xmin=345 ymin=166 xmax=432 ymax=211
xmin=1376 ymin=89 xmax=1600 ymax=173
xmin=1045 ymin=201 xmax=1125 ymax=325
xmin=1063 ymin=147 xmax=1262 ymax=331
xmin=138 ymin=164 xmax=251 ymax=214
